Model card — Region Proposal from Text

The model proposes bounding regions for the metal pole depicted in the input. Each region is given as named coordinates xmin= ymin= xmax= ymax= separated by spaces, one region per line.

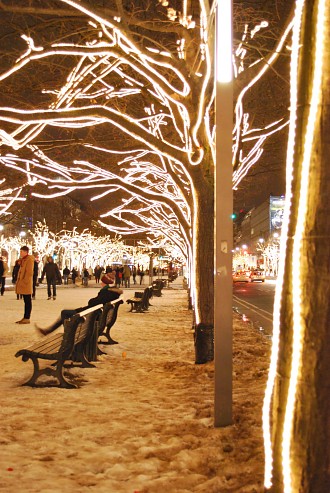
xmin=149 ymin=255 xmax=153 ymax=285
xmin=214 ymin=0 xmax=233 ymax=427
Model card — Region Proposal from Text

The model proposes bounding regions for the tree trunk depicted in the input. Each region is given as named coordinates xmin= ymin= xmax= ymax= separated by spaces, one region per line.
xmin=192 ymin=179 xmax=214 ymax=364
xmin=267 ymin=1 xmax=330 ymax=491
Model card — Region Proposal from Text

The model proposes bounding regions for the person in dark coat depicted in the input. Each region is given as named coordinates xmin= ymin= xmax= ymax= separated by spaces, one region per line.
xmin=36 ymin=275 xmax=123 ymax=335
xmin=94 ymin=265 xmax=103 ymax=283
xmin=71 ymin=267 xmax=78 ymax=284
xmin=132 ymin=265 xmax=137 ymax=284
xmin=40 ymin=256 xmax=61 ymax=300
xmin=12 ymin=259 xmax=20 ymax=284
xmin=82 ymin=267 xmax=89 ymax=286
xmin=115 ymin=266 xmax=121 ymax=287
xmin=32 ymin=253 xmax=40 ymax=300
xmin=12 ymin=259 xmax=22 ymax=300
xmin=63 ymin=266 xmax=70 ymax=285
xmin=0 ymin=256 xmax=8 ymax=296
xmin=138 ymin=267 xmax=145 ymax=285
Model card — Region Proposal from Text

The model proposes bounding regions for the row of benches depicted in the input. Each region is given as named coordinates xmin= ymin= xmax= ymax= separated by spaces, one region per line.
xmin=15 ymin=298 xmax=124 ymax=389
xmin=126 ymin=279 xmax=167 ymax=312
xmin=15 ymin=281 xmax=168 ymax=388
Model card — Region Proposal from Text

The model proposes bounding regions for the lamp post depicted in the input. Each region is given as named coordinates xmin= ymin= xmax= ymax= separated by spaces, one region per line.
xmin=214 ymin=0 xmax=233 ymax=427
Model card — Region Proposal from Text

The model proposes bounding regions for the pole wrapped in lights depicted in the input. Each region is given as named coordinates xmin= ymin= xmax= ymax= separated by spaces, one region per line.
xmin=263 ymin=0 xmax=327 ymax=490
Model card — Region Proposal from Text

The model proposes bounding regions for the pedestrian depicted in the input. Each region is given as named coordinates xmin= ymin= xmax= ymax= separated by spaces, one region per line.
xmin=12 ymin=259 xmax=22 ymax=300
xmin=63 ymin=265 xmax=70 ymax=285
xmin=115 ymin=266 xmax=121 ymax=288
xmin=71 ymin=267 xmax=78 ymax=284
xmin=119 ymin=267 xmax=124 ymax=286
xmin=40 ymin=256 xmax=61 ymax=300
xmin=123 ymin=264 xmax=131 ymax=288
xmin=82 ymin=267 xmax=89 ymax=287
xmin=132 ymin=265 xmax=137 ymax=284
xmin=36 ymin=275 xmax=123 ymax=335
xmin=0 ymin=256 xmax=9 ymax=296
xmin=138 ymin=267 xmax=145 ymax=285
xmin=15 ymin=246 xmax=34 ymax=324
xmin=32 ymin=253 xmax=40 ymax=300
xmin=94 ymin=265 xmax=103 ymax=283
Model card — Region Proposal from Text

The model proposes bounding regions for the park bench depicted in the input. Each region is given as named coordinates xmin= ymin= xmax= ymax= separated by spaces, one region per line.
xmin=85 ymin=297 xmax=124 ymax=361
xmin=15 ymin=304 xmax=103 ymax=389
xmin=126 ymin=286 xmax=153 ymax=312
xmin=152 ymin=279 xmax=166 ymax=297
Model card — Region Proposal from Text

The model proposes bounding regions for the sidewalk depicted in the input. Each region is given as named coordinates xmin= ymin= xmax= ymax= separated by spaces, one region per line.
xmin=0 ymin=283 xmax=269 ymax=493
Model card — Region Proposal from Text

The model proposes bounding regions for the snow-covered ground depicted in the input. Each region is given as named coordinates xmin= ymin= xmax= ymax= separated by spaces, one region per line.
xmin=0 ymin=279 xmax=270 ymax=493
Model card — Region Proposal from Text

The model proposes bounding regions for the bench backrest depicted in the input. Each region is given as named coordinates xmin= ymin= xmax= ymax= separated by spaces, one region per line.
xmin=97 ymin=298 xmax=124 ymax=336
xmin=152 ymin=279 xmax=165 ymax=288
xmin=74 ymin=308 xmax=102 ymax=345
xmin=61 ymin=304 xmax=103 ymax=356
xmin=140 ymin=286 xmax=153 ymax=309
xmin=60 ymin=314 xmax=85 ymax=358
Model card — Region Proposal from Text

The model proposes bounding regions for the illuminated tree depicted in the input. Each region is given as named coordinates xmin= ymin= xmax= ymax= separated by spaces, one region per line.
xmin=55 ymin=228 xmax=130 ymax=270
xmin=263 ymin=0 xmax=330 ymax=490
xmin=0 ymin=234 xmax=31 ymax=268
xmin=30 ymin=222 xmax=57 ymax=259
xmin=2 ymin=222 xmax=166 ymax=273
xmin=232 ymin=249 xmax=248 ymax=271
xmin=256 ymin=237 xmax=280 ymax=276
xmin=0 ymin=0 xmax=293 ymax=361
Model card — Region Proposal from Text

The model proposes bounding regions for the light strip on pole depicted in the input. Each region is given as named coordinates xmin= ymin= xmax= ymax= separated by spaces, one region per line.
xmin=216 ymin=0 xmax=233 ymax=83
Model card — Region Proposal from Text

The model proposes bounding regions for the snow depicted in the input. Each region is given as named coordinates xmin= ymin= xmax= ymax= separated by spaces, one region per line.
xmin=0 ymin=278 xmax=270 ymax=493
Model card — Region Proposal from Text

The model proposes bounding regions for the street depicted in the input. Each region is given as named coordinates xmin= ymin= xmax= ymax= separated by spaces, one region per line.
xmin=233 ymin=280 xmax=276 ymax=336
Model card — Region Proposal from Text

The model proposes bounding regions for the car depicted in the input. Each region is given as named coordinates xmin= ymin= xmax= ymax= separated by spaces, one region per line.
xmin=232 ymin=270 xmax=266 ymax=282
xmin=232 ymin=270 xmax=250 ymax=282
xmin=249 ymin=270 xmax=265 ymax=282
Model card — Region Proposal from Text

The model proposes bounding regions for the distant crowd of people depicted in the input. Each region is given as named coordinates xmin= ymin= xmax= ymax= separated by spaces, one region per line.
xmin=1 ymin=245 xmax=180 ymax=326
xmin=0 ymin=245 xmax=148 ymax=324
xmin=0 ymin=247 xmax=151 ymax=324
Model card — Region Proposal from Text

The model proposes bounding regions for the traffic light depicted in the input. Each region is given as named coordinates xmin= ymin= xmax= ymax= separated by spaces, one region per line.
xmin=231 ymin=213 xmax=237 ymax=220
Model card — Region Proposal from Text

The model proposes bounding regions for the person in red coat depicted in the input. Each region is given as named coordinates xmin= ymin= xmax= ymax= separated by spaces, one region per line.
xmin=15 ymin=246 xmax=34 ymax=324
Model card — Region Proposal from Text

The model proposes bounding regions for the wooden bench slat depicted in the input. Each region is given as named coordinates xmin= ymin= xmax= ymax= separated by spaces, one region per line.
xmin=17 ymin=333 xmax=64 ymax=353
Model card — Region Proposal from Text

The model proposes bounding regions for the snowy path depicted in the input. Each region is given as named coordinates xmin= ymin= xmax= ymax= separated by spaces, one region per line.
xmin=0 ymin=283 xmax=269 ymax=493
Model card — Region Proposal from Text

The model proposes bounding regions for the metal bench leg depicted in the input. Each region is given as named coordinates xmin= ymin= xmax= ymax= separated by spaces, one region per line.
xmin=56 ymin=360 xmax=78 ymax=389
xmin=103 ymin=327 xmax=119 ymax=345
xmin=137 ymin=303 xmax=146 ymax=312
xmin=70 ymin=344 xmax=96 ymax=368
xmin=21 ymin=356 xmax=41 ymax=387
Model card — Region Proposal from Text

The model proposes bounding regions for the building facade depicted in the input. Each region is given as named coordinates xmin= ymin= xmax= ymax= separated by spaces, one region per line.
xmin=234 ymin=195 xmax=285 ymax=272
